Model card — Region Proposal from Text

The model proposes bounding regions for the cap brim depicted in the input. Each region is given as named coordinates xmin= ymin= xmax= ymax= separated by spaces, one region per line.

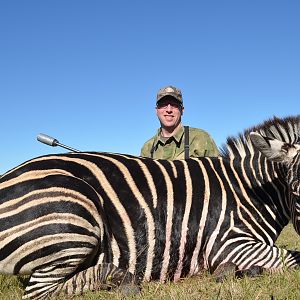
xmin=156 ymin=94 xmax=182 ymax=103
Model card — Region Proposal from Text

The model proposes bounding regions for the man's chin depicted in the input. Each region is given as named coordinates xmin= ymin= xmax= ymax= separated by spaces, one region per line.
xmin=163 ymin=123 xmax=176 ymax=129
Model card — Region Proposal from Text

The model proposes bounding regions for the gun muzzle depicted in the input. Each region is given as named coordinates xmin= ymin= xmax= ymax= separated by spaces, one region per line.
xmin=37 ymin=133 xmax=80 ymax=152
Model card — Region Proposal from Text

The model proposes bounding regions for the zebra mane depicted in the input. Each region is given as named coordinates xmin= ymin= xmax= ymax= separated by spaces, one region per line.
xmin=220 ymin=115 xmax=300 ymax=159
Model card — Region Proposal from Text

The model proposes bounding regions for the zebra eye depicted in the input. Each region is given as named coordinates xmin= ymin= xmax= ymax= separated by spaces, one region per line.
xmin=282 ymin=143 xmax=293 ymax=153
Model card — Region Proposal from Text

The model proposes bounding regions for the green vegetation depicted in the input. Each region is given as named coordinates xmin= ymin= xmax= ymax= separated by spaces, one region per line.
xmin=1 ymin=223 xmax=300 ymax=299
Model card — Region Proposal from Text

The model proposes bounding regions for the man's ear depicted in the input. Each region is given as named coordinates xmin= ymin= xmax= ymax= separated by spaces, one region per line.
xmin=249 ymin=132 xmax=287 ymax=162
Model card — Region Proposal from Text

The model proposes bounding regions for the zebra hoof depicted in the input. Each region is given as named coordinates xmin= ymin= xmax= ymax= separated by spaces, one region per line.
xmin=118 ymin=283 xmax=141 ymax=297
xmin=236 ymin=266 xmax=263 ymax=278
xmin=214 ymin=262 xmax=237 ymax=282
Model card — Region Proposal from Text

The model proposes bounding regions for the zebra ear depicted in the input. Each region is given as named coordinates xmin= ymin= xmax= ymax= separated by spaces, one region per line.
xmin=249 ymin=132 xmax=287 ymax=162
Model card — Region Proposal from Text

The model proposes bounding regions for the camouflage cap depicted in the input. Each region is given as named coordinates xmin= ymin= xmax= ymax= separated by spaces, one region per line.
xmin=156 ymin=86 xmax=183 ymax=104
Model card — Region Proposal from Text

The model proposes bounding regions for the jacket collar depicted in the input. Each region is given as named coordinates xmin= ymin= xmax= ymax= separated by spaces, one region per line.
xmin=156 ymin=124 xmax=184 ymax=145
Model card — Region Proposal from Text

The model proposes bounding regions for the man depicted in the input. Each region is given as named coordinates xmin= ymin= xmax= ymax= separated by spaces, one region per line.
xmin=140 ymin=85 xmax=219 ymax=160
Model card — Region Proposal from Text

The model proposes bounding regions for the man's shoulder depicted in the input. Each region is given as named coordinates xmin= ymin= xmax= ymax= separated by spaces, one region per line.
xmin=142 ymin=136 xmax=156 ymax=147
xmin=141 ymin=132 xmax=158 ymax=152
xmin=187 ymin=126 xmax=218 ymax=147
xmin=187 ymin=127 xmax=212 ymax=137
xmin=186 ymin=126 xmax=219 ymax=156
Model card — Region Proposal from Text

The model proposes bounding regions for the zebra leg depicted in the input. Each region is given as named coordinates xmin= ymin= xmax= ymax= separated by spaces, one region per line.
xmin=23 ymin=263 xmax=140 ymax=299
xmin=213 ymin=245 xmax=300 ymax=282
xmin=58 ymin=263 xmax=140 ymax=297
xmin=214 ymin=263 xmax=263 ymax=282
xmin=22 ymin=253 xmax=93 ymax=300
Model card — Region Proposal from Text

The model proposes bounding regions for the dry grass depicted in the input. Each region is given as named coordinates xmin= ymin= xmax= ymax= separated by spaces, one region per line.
xmin=1 ymin=223 xmax=300 ymax=299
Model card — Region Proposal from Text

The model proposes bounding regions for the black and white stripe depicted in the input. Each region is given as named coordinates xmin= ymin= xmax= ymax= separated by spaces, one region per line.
xmin=0 ymin=115 xmax=299 ymax=299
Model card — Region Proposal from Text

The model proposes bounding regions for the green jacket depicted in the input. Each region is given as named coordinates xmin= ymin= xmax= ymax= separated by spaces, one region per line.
xmin=140 ymin=125 xmax=219 ymax=160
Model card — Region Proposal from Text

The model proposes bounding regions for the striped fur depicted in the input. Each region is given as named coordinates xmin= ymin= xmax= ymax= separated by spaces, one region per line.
xmin=0 ymin=115 xmax=299 ymax=299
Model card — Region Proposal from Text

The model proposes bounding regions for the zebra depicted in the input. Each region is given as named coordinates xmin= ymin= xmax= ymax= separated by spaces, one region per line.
xmin=0 ymin=115 xmax=299 ymax=299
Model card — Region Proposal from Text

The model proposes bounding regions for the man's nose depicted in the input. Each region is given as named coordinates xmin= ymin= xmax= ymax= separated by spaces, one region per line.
xmin=166 ymin=104 xmax=172 ymax=111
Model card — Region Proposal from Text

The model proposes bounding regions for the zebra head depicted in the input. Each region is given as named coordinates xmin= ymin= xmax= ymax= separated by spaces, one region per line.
xmin=250 ymin=132 xmax=300 ymax=234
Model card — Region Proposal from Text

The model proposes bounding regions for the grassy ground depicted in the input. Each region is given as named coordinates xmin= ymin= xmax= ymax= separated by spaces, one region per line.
xmin=1 ymin=223 xmax=300 ymax=300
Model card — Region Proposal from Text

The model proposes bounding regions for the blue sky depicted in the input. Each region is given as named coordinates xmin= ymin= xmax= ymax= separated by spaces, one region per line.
xmin=0 ymin=1 xmax=299 ymax=174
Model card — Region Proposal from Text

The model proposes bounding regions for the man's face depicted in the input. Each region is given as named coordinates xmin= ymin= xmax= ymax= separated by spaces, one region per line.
xmin=156 ymin=97 xmax=184 ymax=130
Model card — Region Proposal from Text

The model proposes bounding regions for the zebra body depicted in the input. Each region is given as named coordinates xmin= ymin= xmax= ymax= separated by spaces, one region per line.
xmin=0 ymin=115 xmax=299 ymax=298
